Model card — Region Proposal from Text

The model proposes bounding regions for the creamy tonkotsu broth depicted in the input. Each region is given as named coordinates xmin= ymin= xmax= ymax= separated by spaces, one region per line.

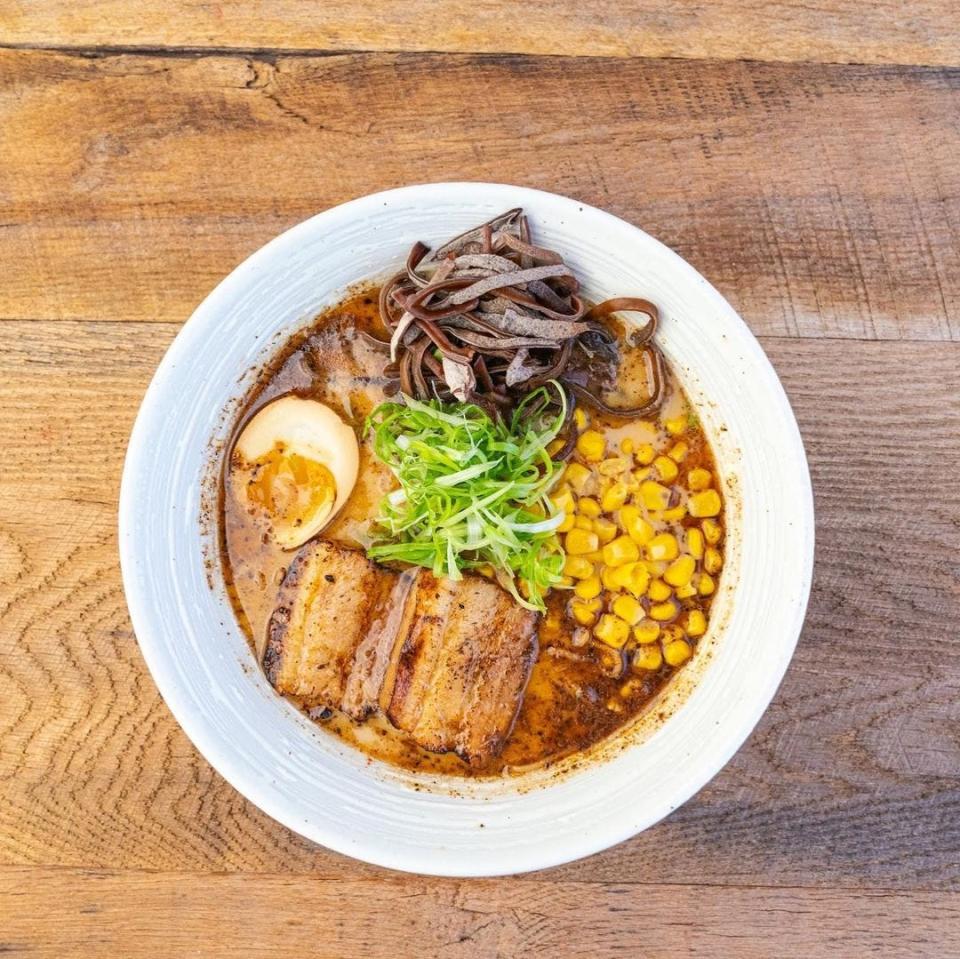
xmin=221 ymin=286 xmax=725 ymax=777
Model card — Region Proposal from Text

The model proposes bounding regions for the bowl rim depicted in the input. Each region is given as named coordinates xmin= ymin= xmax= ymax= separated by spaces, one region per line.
xmin=119 ymin=181 xmax=814 ymax=876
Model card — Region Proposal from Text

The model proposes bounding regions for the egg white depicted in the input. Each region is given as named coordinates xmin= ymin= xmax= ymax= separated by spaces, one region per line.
xmin=234 ymin=395 xmax=359 ymax=548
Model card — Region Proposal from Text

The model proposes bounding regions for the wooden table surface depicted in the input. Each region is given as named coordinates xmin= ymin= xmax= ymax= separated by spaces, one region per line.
xmin=2 ymin=3 xmax=959 ymax=956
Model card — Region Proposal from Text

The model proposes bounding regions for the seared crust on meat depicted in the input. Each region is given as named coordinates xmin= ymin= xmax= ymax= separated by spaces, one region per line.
xmin=263 ymin=540 xmax=539 ymax=765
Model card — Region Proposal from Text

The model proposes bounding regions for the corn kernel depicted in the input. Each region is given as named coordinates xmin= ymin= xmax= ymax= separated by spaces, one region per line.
xmin=551 ymin=488 xmax=576 ymax=514
xmin=556 ymin=575 xmax=574 ymax=588
xmin=575 ymin=515 xmax=593 ymax=531
xmin=562 ymin=555 xmax=594 ymax=580
xmin=620 ymin=505 xmax=655 ymax=545
xmin=598 ymin=457 xmax=628 ymax=477
xmin=689 ymin=489 xmax=722 ymax=518
xmin=686 ymin=527 xmax=704 ymax=559
xmin=632 ymin=466 xmax=653 ymax=485
xmin=654 ymin=455 xmax=679 ymax=483
xmin=704 ymin=547 xmax=723 ymax=575
xmin=576 ymin=430 xmax=606 ymax=462
xmin=557 ymin=512 xmax=576 ymax=532
xmin=640 ymin=480 xmax=671 ymax=511
xmin=634 ymin=443 xmax=656 ymax=466
xmin=566 ymin=528 xmax=598 ymax=555
xmin=649 ymin=600 xmax=678 ymax=622
xmin=664 ymin=555 xmax=696 ymax=588
xmin=612 ymin=594 xmax=644 ymax=626
xmin=644 ymin=560 xmax=667 ymax=576
xmin=575 ymin=575 xmax=602 ymax=600
xmin=688 ymin=468 xmax=712 ymax=491
xmin=633 ymin=645 xmax=663 ymax=671
xmin=633 ymin=620 xmax=660 ymax=644
xmin=668 ymin=441 xmax=689 ymax=463
xmin=574 ymin=407 xmax=589 ymax=430
xmin=578 ymin=496 xmax=601 ymax=518
xmin=702 ymin=518 xmax=723 ymax=545
xmin=571 ymin=598 xmax=602 ymax=626
xmin=665 ymin=415 xmax=687 ymax=436
xmin=601 ymin=564 xmax=630 ymax=591
xmin=620 ymin=438 xmax=634 ymax=455
xmin=660 ymin=503 xmax=687 ymax=523
xmin=601 ymin=482 xmax=629 ymax=513
xmin=663 ymin=638 xmax=692 ymax=666
xmin=661 ymin=624 xmax=685 ymax=644
xmin=565 ymin=462 xmax=596 ymax=495
xmin=698 ymin=573 xmax=716 ymax=596
xmin=675 ymin=582 xmax=698 ymax=599
xmin=595 ymin=613 xmax=631 ymax=648
xmin=624 ymin=563 xmax=651 ymax=598
xmin=648 ymin=578 xmax=672 ymax=602
xmin=685 ymin=609 xmax=707 ymax=637
xmin=593 ymin=517 xmax=618 ymax=544
xmin=584 ymin=549 xmax=606 ymax=564
xmin=603 ymin=535 xmax=640 ymax=567
xmin=646 ymin=532 xmax=679 ymax=562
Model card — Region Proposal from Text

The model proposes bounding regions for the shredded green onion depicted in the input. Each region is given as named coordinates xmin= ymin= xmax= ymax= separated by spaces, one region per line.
xmin=365 ymin=384 xmax=568 ymax=612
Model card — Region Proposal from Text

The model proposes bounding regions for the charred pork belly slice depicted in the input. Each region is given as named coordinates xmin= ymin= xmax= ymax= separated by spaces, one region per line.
xmin=404 ymin=575 xmax=538 ymax=764
xmin=389 ymin=573 xmax=539 ymax=765
xmin=264 ymin=540 xmax=539 ymax=765
xmin=264 ymin=540 xmax=390 ymax=707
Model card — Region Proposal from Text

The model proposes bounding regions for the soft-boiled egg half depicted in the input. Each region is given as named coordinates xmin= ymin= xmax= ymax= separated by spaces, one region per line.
xmin=232 ymin=395 xmax=359 ymax=549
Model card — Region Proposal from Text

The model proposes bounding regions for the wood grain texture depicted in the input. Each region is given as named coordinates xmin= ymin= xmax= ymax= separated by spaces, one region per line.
xmin=3 ymin=0 xmax=960 ymax=67
xmin=1 ymin=321 xmax=957 ymax=890
xmin=2 ymin=867 xmax=959 ymax=959
xmin=1 ymin=50 xmax=958 ymax=340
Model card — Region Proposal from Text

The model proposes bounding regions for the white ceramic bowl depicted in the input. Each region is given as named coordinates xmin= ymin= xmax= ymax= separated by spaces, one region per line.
xmin=120 ymin=183 xmax=813 ymax=876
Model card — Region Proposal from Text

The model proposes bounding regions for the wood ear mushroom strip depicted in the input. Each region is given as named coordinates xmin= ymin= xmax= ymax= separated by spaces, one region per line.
xmin=374 ymin=209 xmax=667 ymax=425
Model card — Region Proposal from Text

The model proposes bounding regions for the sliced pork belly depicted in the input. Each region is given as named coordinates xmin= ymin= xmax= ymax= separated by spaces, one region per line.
xmin=389 ymin=574 xmax=538 ymax=764
xmin=263 ymin=541 xmax=389 ymax=705
xmin=264 ymin=540 xmax=539 ymax=765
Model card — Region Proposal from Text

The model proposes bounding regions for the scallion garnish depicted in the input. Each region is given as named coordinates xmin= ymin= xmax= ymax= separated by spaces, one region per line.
xmin=365 ymin=384 xmax=568 ymax=611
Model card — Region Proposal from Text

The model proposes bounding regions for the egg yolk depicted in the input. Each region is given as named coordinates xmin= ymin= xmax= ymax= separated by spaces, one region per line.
xmin=242 ymin=444 xmax=336 ymax=532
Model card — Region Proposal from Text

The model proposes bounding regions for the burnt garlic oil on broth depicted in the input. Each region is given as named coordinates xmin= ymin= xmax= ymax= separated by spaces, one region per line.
xmin=220 ymin=211 xmax=726 ymax=777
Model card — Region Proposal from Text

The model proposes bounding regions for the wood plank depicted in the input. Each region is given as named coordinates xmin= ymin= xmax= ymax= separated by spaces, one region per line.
xmin=1 ymin=50 xmax=958 ymax=340
xmin=3 ymin=0 xmax=960 ymax=67
xmin=0 ymin=321 xmax=958 ymax=888
xmin=2 ymin=868 xmax=958 ymax=959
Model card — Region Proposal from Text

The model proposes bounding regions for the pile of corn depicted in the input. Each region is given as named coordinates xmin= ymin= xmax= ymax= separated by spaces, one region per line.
xmin=551 ymin=411 xmax=723 ymax=674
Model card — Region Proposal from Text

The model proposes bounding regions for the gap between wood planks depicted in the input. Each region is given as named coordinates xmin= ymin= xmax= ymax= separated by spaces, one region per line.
xmin=2 ymin=0 xmax=959 ymax=67
xmin=0 ymin=42 xmax=953 ymax=72
xmin=2 ymin=862 xmax=960 ymax=895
